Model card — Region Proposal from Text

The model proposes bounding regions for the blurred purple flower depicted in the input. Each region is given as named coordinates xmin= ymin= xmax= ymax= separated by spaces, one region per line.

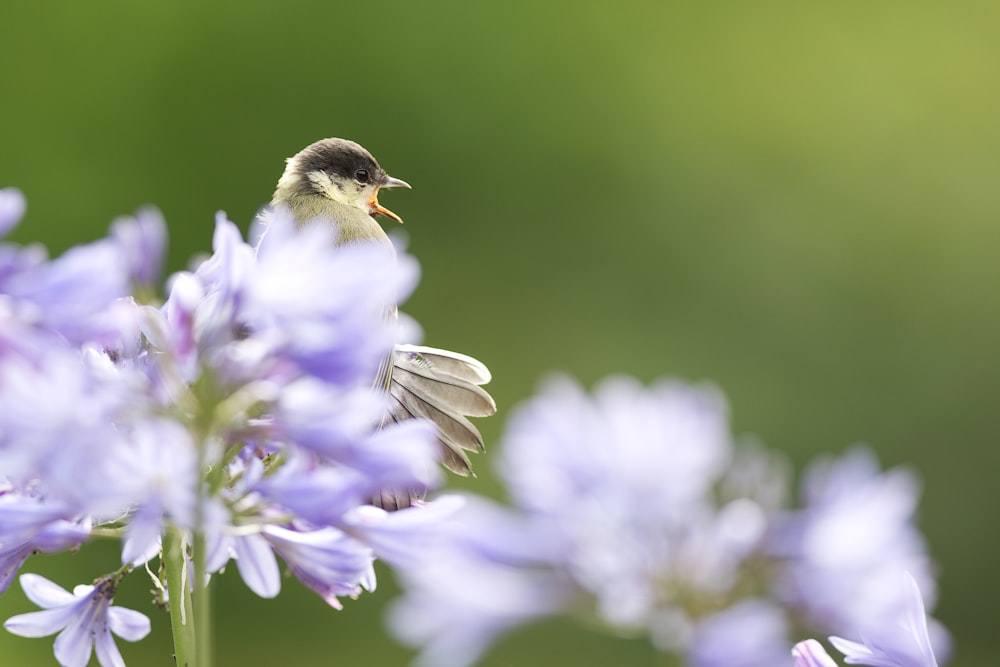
xmin=110 ymin=208 xmax=167 ymax=291
xmin=386 ymin=496 xmax=571 ymax=667
xmin=245 ymin=209 xmax=418 ymax=384
xmin=4 ymin=573 xmax=150 ymax=667
xmin=770 ymin=448 xmax=936 ymax=637
xmin=108 ymin=419 xmax=198 ymax=565
xmin=0 ymin=495 xmax=91 ymax=595
xmin=388 ymin=376 xmax=946 ymax=667
xmin=340 ymin=494 xmax=465 ymax=566
xmin=0 ymin=346 xmax=131 ymax=508
xmin=499 ymin=376 xmax=752 ymax=631
xmin=1 ymin=236 xmax=134 ymax=348
xmin=829 ymin=572 xmax=940 ymax=667
xmin=687 ymin=600 xmax=791 ymax=667
xmin=500 ymin=375 xmax=731 ymax=516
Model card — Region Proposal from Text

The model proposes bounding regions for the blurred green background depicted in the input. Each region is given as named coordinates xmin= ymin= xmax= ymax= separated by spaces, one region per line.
xmin=2 ymin=1 xmax=998 ymax=665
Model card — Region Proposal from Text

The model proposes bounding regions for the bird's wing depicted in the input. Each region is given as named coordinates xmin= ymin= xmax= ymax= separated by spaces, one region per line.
xmin=386 ymin=344 xmax=497 ymax=476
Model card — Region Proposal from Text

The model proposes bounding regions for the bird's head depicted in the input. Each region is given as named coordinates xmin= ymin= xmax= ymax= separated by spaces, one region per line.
xmin=273 ymin=138 xmax=410 ymax=223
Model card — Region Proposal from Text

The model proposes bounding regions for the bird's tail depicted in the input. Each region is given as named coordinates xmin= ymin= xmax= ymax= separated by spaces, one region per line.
xmin=373 ymin=344 xmax=496 ymax=510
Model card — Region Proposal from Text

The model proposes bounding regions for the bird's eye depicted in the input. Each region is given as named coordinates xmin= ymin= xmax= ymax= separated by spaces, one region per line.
xmin=354 ymin=169 xmax=370 ymax=183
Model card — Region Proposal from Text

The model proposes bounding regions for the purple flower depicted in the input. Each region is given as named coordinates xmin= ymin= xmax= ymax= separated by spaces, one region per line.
xmin=251 ymin=452 xmax=375 ymax=526
xmin=260 ymin=524 xmax=375 ymax=609
xmin=4 ymin=573 xmax=150 ymax=667
xmin=245 ymin=209 xmax=418 ymax=384
xmin=387 ymin=375 xmax=947 ymax=667
xmin=0 ymin=188 xmax=477 ymax=663
xmin=1 ymin=236 xmax=134 ymax=348
xmin=386 ymin=496 xmax=571 ymax=667
xmin=499 ymin=375 xmax=731 ymax=517
xmin=770 ymin=448 xmax=935 ymax=637
xmin=829 ymin=572 xmax=940 ymax=667
xmin=107 ymin=418 xmax=198 ymax=565
xmin=498 ymin=376 xmax=750 ymax=632
xmin=687 ymin=600 xmax=791 ymax=667
xmin=110 ymin=208 xmax=167 ymax=291
xmin=388 ymin=535 xmax=568 ymax=667
xmin=340 ymin=494 xmax=465 ymax=566
xmin=794 ymin=639 xmax=841 ymax=667
xmin=0 ymin=495 xmax=91 ymax=594
xmin=0 ymin=346 xmax=131 ymax=510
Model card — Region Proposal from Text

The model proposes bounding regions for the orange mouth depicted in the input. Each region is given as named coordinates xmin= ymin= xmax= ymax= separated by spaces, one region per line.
xmin=368 ymin=191 xmax=404 ymax=224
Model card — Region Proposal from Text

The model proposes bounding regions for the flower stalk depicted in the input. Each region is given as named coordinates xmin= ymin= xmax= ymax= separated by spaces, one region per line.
xmin=164 ymin=527 xmax=196 ymax=667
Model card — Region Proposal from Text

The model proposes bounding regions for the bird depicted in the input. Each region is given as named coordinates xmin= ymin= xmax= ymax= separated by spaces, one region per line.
xmin=269 ymin=138 xmax=496 ymax=509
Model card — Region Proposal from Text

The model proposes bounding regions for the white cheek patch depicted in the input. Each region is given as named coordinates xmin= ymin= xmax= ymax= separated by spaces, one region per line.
xmin=305 ymin=171 xmax=373 ymax=211
xmin=306 ymin=170 xmax=342 ymax=201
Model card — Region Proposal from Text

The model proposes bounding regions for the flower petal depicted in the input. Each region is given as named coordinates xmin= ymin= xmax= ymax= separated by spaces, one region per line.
xmin=4 ymin=607 xmax=76 ymax=638
xmin=234 ymin=533 xmax=281 ymax=598
xmin=53 ymin=615 xmax=96 ymax=667
xmin=93 ymin=629 xmax=127 ymax=667
xmin=18 ymin=573 xmax=77 ymax=609
xmin=794 ymin=640 xmax=841 ymax=667
xmin=107 ymin=606 xmax=151 ymax=642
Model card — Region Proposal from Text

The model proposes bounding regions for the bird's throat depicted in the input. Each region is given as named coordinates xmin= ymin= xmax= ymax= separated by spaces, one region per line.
xmin=281 ymin=195 xmax=391 ymax=247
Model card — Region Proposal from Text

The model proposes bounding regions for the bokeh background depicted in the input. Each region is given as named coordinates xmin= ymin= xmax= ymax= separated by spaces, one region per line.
xmin=2 ymin=1 xmax=998 ymax=665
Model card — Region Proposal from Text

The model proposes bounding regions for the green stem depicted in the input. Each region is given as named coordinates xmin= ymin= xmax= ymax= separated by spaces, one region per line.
xmin=192 ymin=530 xmax=212 ymax=667
xmin=164 ymin=527 xmax=195 ymax=667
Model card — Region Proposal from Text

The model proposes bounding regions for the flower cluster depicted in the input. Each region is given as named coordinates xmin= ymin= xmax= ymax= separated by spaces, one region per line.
xmin=386 ymin=375 xmax=947 ymax=667
xmin=0 ymin=188 xmax=458 ymax=666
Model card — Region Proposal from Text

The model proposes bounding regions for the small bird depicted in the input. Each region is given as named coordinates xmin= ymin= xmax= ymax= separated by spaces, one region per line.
xmin=269 ymin=138 xmax=496 ymax=509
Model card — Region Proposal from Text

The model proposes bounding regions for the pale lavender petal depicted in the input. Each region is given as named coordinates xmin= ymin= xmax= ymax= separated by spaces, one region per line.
xmin=106 ymin=606 xmax=151 ymax=642
xmin=4 ymin=607 xmax=76 ymax=637
xmin=253 ymin=459 xmax=368 ymax=526
xmin=53 ymin=612 xmax=96 ymax=667
xmin=4 ymin=239 xmax=131 ymax=345
xmin=0 ymin=551 xmax=32 ymax=595
xmin=121 ymin=505 xmax=164 ymax=566
xmin=341 ymin=495 xmax=465 ymax=566
xmin=30 ymin=518 xmax=92 ymax=553
xmin=18 ymin=573 xmax=77 ymax=609
xmin=234 ymin=533 xmax=281 ymax=598
xmin=830 ymin=637 xmax=880 ymax=664
xmin=272 ymin=378 xmax=384 ymax=458
xmin=110 ymin=207 xmax=167 ymax=288
xmin=93 ymin=629 xmax=127 ymax=667
xmin=0 ymin=496 xmax=70 ymax=533
xmin=389 ymin=556 xmax=566 ymax=667
xmin=829 ymin=572 xmax=940 ymax=667
xmin=262 ymin=525 xmax=373 ymax=608
xmin=794 ymin=640 xmax=841 ymax=667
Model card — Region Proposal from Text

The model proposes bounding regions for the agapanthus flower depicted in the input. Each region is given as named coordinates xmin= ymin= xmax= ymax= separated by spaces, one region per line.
xmin=1 ymin=193 xmax=454 ymax=664
xmin=388 ymin=376 xmax=944 ymax=667
xmin=110 ymin=207 xmax=167 ymax=292
xmin=769 ymin=448 xmax=935 ymax=638
xmin=4 ymin=573 xmax=150 ymax=667
xmin=0 ymin=495 xmax=91 ymax=595
xmin=687 ymin=600 xmax=792 ymax=667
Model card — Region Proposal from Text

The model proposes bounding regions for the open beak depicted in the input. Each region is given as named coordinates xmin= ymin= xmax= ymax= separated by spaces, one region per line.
xmin=368 ymin=176 xmax=411 ymax=224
